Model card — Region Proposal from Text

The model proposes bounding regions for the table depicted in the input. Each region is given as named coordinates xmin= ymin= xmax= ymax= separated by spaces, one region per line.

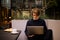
xmin=0 ymin=30 xmax=21 ymax=40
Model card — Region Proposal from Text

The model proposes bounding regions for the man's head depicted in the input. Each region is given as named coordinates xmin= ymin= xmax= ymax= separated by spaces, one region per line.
xmin=31 ymin=8 xmax=40 ymax=20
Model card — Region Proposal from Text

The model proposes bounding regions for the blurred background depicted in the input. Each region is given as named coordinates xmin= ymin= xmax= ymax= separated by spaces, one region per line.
xmin=0 ymin=0 xmax=60 ymax=20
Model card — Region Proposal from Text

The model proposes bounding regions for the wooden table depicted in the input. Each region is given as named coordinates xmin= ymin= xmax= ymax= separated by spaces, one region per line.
xmin=0 ymin=29 xmax=21 ymax=40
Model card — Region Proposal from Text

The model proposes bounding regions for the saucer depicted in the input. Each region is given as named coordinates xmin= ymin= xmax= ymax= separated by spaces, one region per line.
xmin=11 ymin=31 xmax=18 ymax=34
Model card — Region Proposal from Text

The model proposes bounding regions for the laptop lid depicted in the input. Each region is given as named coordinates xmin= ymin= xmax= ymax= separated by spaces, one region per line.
xmin=27 ymin=26 xmax=44 ymax=35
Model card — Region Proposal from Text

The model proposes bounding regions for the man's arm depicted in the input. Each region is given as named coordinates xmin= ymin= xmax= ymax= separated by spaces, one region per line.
xmin=42 ymin=20 xmax=47 ymax=34
xmin=25 ymin=21 xmax=29 ymax=36
xmin=25 ymin=20 xmax=34 ymax=37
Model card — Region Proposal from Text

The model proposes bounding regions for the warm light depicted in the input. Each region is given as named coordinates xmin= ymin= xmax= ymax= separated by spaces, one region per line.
xmin=9 ymin=17 xmax=11 ymax=19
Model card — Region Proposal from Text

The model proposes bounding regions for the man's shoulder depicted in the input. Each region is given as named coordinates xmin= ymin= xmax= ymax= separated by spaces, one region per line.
xmin=39 ymin=18 xmax=45 ymax=21
xmin=27 ymin=19 xmax=33 ymax=23
xmin=39 ymin=19 xmax=46 ymax=24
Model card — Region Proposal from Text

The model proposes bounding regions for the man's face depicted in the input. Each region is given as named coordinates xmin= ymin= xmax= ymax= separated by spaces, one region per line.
xmin=32 ymin=12 xmax=39 ymax=20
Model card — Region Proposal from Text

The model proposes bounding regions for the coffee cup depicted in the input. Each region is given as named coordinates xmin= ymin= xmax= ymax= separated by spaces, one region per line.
xmin=12 ymin=29 xmax=17 ymax=33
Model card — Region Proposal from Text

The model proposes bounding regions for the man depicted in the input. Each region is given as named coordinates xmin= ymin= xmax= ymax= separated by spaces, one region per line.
xmin=25 ymin=8 xmax=47 ymax=40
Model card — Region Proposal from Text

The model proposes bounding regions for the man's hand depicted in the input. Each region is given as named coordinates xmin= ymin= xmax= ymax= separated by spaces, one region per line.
xmin=28 ymin=35 xmax=35 ymax=37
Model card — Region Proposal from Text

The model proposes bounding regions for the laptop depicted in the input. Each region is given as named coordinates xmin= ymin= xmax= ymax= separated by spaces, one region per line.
xmin=27 ymin=26 xmax=44 ymax=35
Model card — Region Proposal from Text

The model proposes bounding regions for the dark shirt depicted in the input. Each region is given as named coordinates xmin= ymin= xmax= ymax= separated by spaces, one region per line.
xmin=25 ymin=18 xmax=47 ymax=40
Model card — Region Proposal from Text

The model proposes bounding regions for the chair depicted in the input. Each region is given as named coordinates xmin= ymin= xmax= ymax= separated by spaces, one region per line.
xmin=44 ymin=29 xmax=53 ymax=40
